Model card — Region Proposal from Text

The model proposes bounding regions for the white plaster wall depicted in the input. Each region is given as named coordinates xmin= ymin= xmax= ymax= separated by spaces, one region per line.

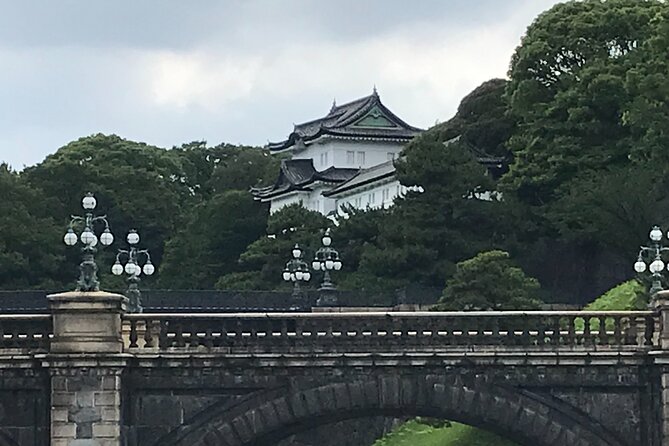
xmin=269 ymin=188 xmax=339 ymax=216
xmin=291 ymin=139 xmax=404 ymax=170
xmin=333 ymin=178 xmax=407 ymax=214
xmin=269 ymin=192 xmax=309 ymax=214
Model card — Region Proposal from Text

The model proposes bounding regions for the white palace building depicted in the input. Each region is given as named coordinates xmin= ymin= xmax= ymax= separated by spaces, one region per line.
xmin=252 ymin=89 xmax=506 ymax=216
xmin=252 ymin=89 xmax=423 ymax=216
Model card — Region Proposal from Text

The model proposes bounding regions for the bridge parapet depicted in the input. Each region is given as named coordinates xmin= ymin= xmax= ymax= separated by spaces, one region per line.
xmin=0 ymin=314 xmax=51 ymax=354
xmin=123 ymin=310 xmax=657 ymax=353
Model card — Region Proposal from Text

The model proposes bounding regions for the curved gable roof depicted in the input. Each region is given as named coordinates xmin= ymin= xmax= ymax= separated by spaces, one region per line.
xmin=268 ymin=90 xmax=422 ymax=152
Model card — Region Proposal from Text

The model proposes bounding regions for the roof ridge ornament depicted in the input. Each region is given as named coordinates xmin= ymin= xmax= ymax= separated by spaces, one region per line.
xmin=330 ymin=98 xmax=337 ymax=113
xmin=372 ymin=85 xmax=378 ymax=97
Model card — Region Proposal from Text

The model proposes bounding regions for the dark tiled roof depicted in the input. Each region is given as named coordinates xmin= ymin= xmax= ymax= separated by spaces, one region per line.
xmin=251 ymin=159 xmax=358 ymax=199
xmin=445 ymin=135 xmax=508 ymax=179
xmin=323 ymin=161 xmax=397 ymax=197
xmin=268 ymin=91 xmax=423 ymax=152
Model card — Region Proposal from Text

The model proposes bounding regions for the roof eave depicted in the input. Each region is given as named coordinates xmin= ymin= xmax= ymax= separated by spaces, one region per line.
xmin=323 ymin=171 xmax=396 ymax=197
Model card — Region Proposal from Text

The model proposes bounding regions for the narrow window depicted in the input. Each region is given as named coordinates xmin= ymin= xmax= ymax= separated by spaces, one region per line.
xmin=346 ymin=151 xmax=355 ymax=165
xmin=357 ymin=151 xmax=365 ymax=166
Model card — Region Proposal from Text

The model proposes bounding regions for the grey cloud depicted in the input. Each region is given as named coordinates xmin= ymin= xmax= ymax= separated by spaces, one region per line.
xmin=0 ymin=0 xmax=547 ymax=50
xmin=0 ymin=0 xmax=563 ymax=169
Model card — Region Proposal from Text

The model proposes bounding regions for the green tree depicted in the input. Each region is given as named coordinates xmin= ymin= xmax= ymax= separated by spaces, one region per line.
xmin=158 ymin=191 xmax=269 ymax=289
xmin=355 ymin=78 xmax=518 ymax=289
xmin=549 ymin=162 xmax=669 ymax=259
xmin=217 ymin=204 xmax=330 ymax=290
xmin=502 ymin=0 xmax=665 ymax=205
xmin=329 ymin=206 xmax=390 ymax=291
xmin=172 ymin=141 xmax=279 ymax=198
xmin=625 ymin=5 xmax=669 ymax=163
xmin=427 ymin=78 xmax=513 ymax=159
xmin=23 ymin=134 xmax=194 ymax=274
xmin=0 ymin=164 xmax=67 ymax=289
xmin=359 ymin=132 xmax=506 ymax=288
xmin=439 ymin=250 xmax=542 ymax=310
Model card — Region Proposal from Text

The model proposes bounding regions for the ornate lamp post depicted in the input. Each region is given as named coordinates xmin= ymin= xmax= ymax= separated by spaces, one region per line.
xmin=111 ymin=230 xmax=154 ymax=313
xmin=282 ymin=244 xmax=311 ymax=298
xmin=634 ymin=225 xmax=669 ymax=296
xmin=312 ymin=229 xmax=342 ymax=306
xmin=63 ymin=192 xmax=115 ymax=291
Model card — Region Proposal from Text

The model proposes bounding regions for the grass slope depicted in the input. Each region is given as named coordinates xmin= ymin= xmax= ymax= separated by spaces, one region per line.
xmin=372 ymin=419 xmax=518 ymax=446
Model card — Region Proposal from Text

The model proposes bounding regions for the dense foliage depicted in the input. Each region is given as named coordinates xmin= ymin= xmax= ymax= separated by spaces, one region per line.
xmin=3 ymin=4 xmax=667 ymax=443
xmin=439 ymin=250 xmax=542 ymax=310
xmin=1 ymin=0 xmax=668 ymax=311
xmin=583 ymin=280 xmax=647 ymax=312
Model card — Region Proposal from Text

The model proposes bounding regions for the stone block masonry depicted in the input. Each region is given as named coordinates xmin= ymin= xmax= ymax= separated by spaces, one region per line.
xmin=49 ymin=366 xmax=123 ymax=446
xmin=3 ymin=287 xmax=669 ymax=445
xmin=45 ymin=290 xmax=128 ymax=446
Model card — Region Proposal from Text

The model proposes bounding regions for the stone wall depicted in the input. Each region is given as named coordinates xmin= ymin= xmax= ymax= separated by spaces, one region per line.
xmin=0 ymin=366 xmax=49 ymax=446
xmin=50 ymin=367 xmax=123 ymax=446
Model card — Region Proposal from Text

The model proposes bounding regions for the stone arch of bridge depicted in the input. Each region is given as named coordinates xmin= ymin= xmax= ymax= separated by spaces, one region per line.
xmin=0 ymin=431 xmax=19 ymax=446
xmin=159 ymin=374 xmax=625 ymax=446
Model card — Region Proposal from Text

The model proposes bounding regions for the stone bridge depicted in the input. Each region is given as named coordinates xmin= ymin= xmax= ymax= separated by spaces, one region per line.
xmin=1 ymin=290 xmax=669 ymax=446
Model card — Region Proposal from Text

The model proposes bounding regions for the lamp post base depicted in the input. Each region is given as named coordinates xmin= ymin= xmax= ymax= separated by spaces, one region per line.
xmin=316 ymin=286 xmax=338 ymax=307
xmin=76 ymin=247 xmax=100 ymax=292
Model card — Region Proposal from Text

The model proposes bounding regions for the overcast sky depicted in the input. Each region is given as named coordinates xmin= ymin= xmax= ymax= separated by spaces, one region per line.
xmin=0 ymin=0 xmax=562 ymax=169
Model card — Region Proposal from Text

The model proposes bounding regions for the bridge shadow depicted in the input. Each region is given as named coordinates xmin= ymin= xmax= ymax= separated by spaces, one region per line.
xmin=155 ymin=374 xmax=626 ymax=446
xmin=0 ymin=431 xmax=19 ymax=446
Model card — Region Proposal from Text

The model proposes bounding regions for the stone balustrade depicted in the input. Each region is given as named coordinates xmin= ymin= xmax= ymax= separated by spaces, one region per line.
xmin=123 ymin=310 xmax=657 ymax=353
xmin=0 ymin=300 xmax=667 ymax=445
xmin=0 ymin=314 xmax=52 ymax=352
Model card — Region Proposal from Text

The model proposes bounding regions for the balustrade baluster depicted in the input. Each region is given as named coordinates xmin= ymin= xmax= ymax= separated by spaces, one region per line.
xmin=475 ymin=317 xmax=487 ymax=345
xmin=176 ymin=322 xmax=186 ymax=348
xmin=277 ymin=318 xmax=289 ymax=349
xmin=583 ymin=316 xmax=592 ymax=346
xmin=520 ymin=316 xmax=531 ymax=346
xmin=294 ymin=318 xmax=305 ymax=344
xmin=645 ymin=315 xmax=655 ymax=346
xmin=204 ymin=327 xmax=214 ymax=349
xmin=144 ymin=319 xmax=155 ymax=348
xmin=489 ymin=316 xmax=501 ymax=346
xmin=219 ymin=318 xmax=230 ymax=348
xmin=597 ymin=317 xmax=608 ymax=345
xmin=551 ymin=316 xmax=561 ymax=346
xmin=190 ymin=322 xmax=200 ymax=348
xmin=159 ymin=320 xmax=170 ymax=349
xmin=9 ymin=326 xmax=19 ymax=348
xmin=25 ymin=326 xmax=35 ymax=350
xmin=566 ymin=316 xmax=576 ymax=346
xmin=613 ymin=316 xmax=623 ymax=346
xmin=129 ymin=319 xmax=138 ymax=348
xmin=536 ymin=317 xmax=546 ymax=347
xmin=441 ymin=316 xmax=454 ymax=346
xmin=626 ymin=316 xmax=639 ymax=346
xmin=425 ymin=317 xmax=439 ymax=347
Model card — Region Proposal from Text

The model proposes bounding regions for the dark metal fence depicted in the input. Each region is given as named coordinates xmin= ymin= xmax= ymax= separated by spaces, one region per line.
xmin=0 ymin=287 xmax=443 ymax=313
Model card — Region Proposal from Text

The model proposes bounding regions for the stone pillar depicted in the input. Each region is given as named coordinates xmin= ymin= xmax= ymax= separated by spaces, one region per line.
xmin=653 ymin=291 xmax=669 ymax=444
xmin=44 ymin=291 xmax=128 ymax=446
